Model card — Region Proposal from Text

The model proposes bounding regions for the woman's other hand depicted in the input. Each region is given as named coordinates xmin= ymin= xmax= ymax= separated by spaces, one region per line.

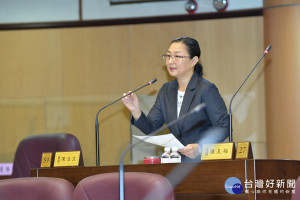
xmin=178 ymin=143 xmax=200 ymax=159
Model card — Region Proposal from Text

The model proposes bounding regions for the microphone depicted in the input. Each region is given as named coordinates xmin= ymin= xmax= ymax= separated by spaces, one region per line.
xmin=119 ymin=103 xmax=206 ymax=200
xmin=95 ymin=78 xmax=157 ymax=166
xmin=229 ymin=45 xmax=272 ymax=142
xmin=264 ymin=45 xmax=272 ymax=55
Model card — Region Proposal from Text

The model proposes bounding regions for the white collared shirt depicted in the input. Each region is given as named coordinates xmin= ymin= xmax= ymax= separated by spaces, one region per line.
xmin=177 ymin=90 xmax=185 ymax=117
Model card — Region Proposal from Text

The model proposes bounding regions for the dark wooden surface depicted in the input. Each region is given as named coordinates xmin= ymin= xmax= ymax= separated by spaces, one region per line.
xmin=254 ymin=160 xmax=300 ymax=199
xmin=0 ymin=175 xmax=11 ymax=180
xmin=31 ymin=159 xmax=300 ymax=200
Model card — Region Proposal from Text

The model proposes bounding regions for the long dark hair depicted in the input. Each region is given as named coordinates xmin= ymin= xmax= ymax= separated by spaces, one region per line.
xmin=171 ymin=37 xmax=203 ymax=77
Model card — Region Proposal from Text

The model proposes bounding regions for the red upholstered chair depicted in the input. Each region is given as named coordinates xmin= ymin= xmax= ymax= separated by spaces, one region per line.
xmin=0 ymin=177 xmax=74 ymax=200
xmin=73 ymin=172 xmax=175 ymax=200
xmin=12 ymin=133 xmax=84 ymax=178
xmin=292 ymin=176 xmax=300 ymax=200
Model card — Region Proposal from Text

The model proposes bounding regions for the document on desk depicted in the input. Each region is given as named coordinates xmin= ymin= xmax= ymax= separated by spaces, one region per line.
xmin=133 ymin=133 xmax=185 ymax=149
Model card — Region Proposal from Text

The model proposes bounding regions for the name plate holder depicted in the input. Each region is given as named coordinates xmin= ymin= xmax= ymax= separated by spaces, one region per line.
xmin=235 ymin=141 xmax=253 ymax=159
xmin=54 ymin=151 xmax=81 ymax=167
xmin=201 ymin=142 xmax=236 ymax=160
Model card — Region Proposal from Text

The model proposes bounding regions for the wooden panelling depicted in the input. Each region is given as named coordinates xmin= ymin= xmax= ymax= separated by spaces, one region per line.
xmin=0 ymin=99 xmax=46 ymax=161
xmin=0 ymin=16 xmax=265 ymax=167
xmin=61 ymin=26 xmax=130 ymax=96
xmin=0 ymin=29 xmax=63 ymax=98
xmin=60 ymin=98 xmax=130 ymax=166
xmin=264 ymin=2 xmax=300 ymax=159
xmin=195 ymin=17 xmax=266 ymax=157
xmin=264 ymin=0 xmax=300 ymax=7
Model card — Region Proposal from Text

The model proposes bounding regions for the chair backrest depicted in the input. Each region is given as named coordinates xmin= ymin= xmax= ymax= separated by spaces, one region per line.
xmin=12 ymin=133 xmax=84 ymax=178
xmin=73 ymin=172 xmax=175 ymax=200
xmin=0 ymin=177 xmax=74 ymax=200
xmin=292 ymin=176 xmax=300 ymax=200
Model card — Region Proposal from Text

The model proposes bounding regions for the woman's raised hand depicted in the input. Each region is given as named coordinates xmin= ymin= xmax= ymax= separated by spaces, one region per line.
xmin=122 ymin=91 xmax=142 ymax=120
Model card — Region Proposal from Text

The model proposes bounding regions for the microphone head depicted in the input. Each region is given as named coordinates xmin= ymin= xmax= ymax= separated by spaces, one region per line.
xmin=264 ymin=45 xmax=272 ymax=54
xmin=148 ymin=78 xmax=157 ymax=85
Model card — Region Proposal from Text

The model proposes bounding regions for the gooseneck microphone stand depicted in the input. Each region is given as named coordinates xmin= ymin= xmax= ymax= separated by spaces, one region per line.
xmin=229 ymin=45 xmax=272 ymax=142
xmin=95 ymin=78 xmax=157 ymax=166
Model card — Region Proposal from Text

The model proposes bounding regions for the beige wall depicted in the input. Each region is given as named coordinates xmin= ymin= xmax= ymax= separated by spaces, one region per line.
xmin=264 ymin=0 xmax=300 ymax=159
xmin=0 ymin=16 xmax=265 ymax=166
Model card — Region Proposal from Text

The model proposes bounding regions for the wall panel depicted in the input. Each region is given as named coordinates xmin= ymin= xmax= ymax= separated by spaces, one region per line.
xmin=264 ymin=0 xmax=300 ymax=159
xmin=0 ymin=30 xmax=63 ymax=98
xmin=61 ymin=26 xmax=130 ymax=96
xmin=0 ymin=99 xmax=46 ymax=162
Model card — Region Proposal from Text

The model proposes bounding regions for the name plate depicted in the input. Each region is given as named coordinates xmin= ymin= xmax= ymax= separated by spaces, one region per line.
xmin=0 ymin=163 xmax=13 ymax=176
xmin=41 ymin=152 xmax=52 ymax=168
xmin=201 ymin=143 xmax=235 ymax=160
xmin=54 ymin=151 xmax=80 ymax=167
xmin=235 ymin=142 xmax=253 ymax=159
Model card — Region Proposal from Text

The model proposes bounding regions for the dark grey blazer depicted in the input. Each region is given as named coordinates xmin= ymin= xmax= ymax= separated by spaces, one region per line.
xmin=132 ymin=72 xmax=229 ymax=161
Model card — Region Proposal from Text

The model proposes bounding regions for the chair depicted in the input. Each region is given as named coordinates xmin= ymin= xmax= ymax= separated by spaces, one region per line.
xmin=12 ymin=133 xmax=84 ymax=178
xmin=0 ymin=177 xmax=74 ymax=200
xmin=292 ymin=176 xmax=300 ymax=200
xmin=72 ymin=172 xmax=175 ymax=200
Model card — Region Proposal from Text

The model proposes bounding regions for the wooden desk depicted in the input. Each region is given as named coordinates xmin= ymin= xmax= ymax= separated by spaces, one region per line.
xmin=31 ymin=159 xmax=300 ymax=200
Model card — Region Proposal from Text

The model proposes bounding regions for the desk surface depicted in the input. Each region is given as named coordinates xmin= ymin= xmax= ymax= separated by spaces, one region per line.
xmin=0 ymin=175 xmax=11 ymax=180
xmin=32 ymin=159 xmax=300 ymax=200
